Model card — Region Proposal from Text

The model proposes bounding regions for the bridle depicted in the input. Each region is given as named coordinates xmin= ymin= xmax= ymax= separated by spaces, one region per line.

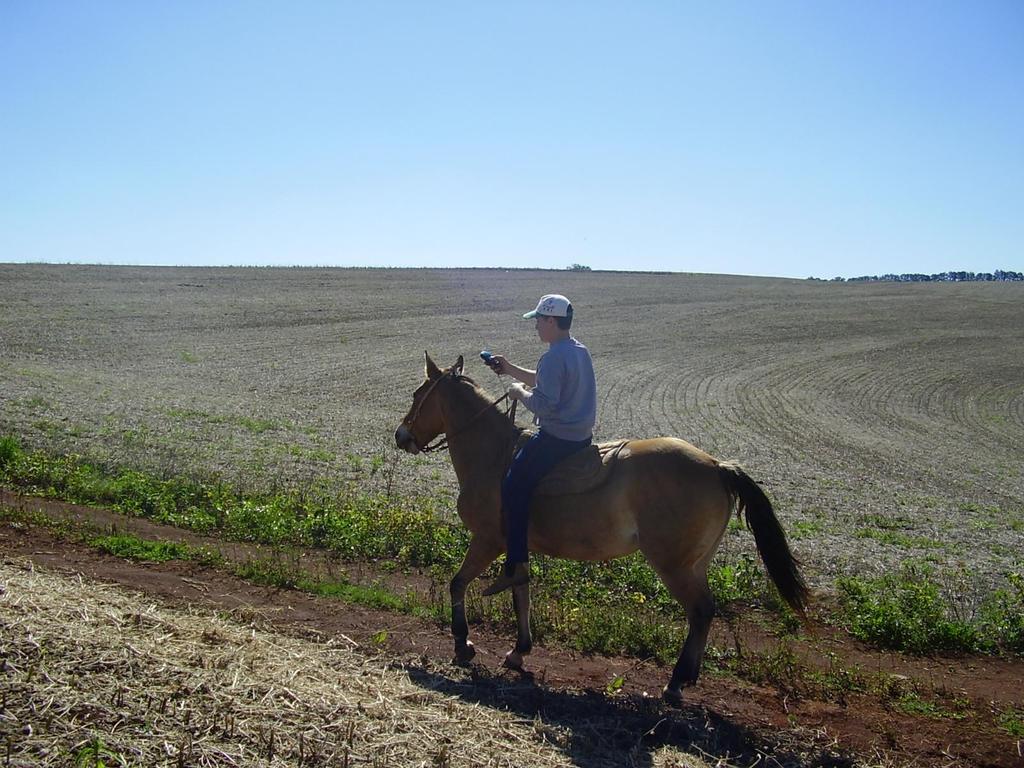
xmin=404 ymin=370 xmax=517 ymax=453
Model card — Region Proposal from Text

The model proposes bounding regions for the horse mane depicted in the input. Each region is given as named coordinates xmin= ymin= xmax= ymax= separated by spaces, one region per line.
xmin=449 ymin=374 xmax=522 ymax=436
xmin=450 ymin=373 xmax=497 ymax=409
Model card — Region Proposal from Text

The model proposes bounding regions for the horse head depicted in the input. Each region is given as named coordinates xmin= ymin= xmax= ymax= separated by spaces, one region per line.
xmin=394 ymin=352 xmax=463 ymax=454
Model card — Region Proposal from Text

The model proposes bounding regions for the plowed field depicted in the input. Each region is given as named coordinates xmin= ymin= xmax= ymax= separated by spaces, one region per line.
xmin=1 ymin=264 xmax=1022 ymax=766
xmin=2 ymin=265 xmax=1021 ymax=587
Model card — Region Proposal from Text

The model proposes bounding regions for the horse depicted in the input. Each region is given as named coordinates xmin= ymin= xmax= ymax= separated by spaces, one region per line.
xmin=394 ymin=353 xmax=809 ymax=705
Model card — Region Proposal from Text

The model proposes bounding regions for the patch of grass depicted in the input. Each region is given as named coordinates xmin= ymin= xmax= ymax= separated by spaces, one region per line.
xmin=892 ymin=692 xmax=968 ymax=720
xmin=0 ymin=501 xmax=82 ymax=539
xmin=73 ymin=735 xmax=126 ymax=767
xmin=533 ymin=554 xmax=673 ymax=613
xmin=997 ymin=706 xmax=1024 ymax=737
xmin=736 ymin=644 xmax=805 ymax=697
xmin=13 ymin=366 xmax=57 ymax=380
xmin=231 ymin=557 xmax=438 ymax=619
xmin=958 ymin=501 xmax=1001 ymax=517
xmin=120 ymin=427 xmax=151 ymax=447
xmin=0 ymin=435 xmax=20 ymax=470
xmin=976 ymin=572 xmax=1024 ymax=653
xmin=894 ymin=492 xmax=942 ymax=510
xmin=837 ymin=562 xmax=979 ymax=653
xmin=295 ymin=445 xmax=335 ymax=463
xmin=715 ymin=642 xmax=869 ymax=705
xmin=32 ymin=419 xmax=61 ymax=436
xmin=233 ymin=557 xmax=303 ymax=589
xmin=89 ymin=533 xmax=221 ymax=565
xmin=165 ymin=406 xmax=205 ymax=422
xmin=816 ymin=477 xmax=850 ymax=491
xmin=810 ymin=653 xmax=868 ymax=700
xmin=310 ymin=580 xmax=426 ymax=615
xmin=854 ymin=527 xmax=942 ymax=549
xmin=0 ymin=504 xmax=219 ymax=571
xmin=872 ymin=672 xmax=970 ymax=720
xmin=163 ymin=408 xmax=280 ymax=434
xmin=790 ymin=520 xmax=822 ymax=539
xmin=533 ymin=589 xmax=685 ymax=663
xmin=859 ymin=512 xmax=914 ymax=530
xmin=235 ymin=416 xmax=278 ymax=434
xmin=709 ymin=553 xmax=774 ymax=605
xmin=24 ymin=395 xmax=52 ymax=411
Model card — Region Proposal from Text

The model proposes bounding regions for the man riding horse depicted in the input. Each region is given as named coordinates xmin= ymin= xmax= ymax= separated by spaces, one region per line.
xmin=480 ymin=293 xmax=597 ymax=596
xmin=395 ymin=299 xmax=808 ymax=704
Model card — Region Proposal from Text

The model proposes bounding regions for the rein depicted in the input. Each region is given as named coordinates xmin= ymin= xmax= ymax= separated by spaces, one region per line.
xmin=409 ymin=372 xmax=517 ymax=454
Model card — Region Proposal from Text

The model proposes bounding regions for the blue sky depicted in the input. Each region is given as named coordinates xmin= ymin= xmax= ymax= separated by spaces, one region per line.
xmin=2 ymin=2 xmax=1021 ymax=278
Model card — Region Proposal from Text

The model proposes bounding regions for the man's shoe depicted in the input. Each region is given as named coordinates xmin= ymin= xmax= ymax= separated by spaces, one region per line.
xmin=481 ymin=563 xmax=530 ymax=596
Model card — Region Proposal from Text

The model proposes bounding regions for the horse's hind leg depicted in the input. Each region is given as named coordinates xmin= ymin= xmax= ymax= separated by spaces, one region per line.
xmin=658 ymin=567 xmax=716 ymax=706
xmin=450 ymin=535 xmax=502 ymax=665
xmin=504 ymin=581 xmax=532 ymax=670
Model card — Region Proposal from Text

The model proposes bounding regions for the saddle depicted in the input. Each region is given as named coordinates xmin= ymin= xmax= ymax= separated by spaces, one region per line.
xmin=513 ymin=433 xmax=631 ymax=496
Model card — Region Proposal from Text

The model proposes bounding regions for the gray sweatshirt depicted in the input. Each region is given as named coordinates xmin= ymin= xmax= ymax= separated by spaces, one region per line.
xmin=521 ymin=336 xmax=597 ymax=441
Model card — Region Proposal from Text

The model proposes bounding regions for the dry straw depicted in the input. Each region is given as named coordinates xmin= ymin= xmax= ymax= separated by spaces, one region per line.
xmin=0 ymin=559 xmax=715 ymax=767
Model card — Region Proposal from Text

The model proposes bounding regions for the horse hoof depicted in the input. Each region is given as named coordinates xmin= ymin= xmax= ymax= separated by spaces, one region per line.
xmin=503 ymin=650 xmax=524 ymax=671
xmin=453 ymin=642 xmax=476 ymax=666
xmin=662 ymin=686 xmax=684 ymax=708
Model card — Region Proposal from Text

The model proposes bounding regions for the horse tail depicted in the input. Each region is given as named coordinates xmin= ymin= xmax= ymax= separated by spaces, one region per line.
xmin=717 ymin=461 xmax=810 ymax=613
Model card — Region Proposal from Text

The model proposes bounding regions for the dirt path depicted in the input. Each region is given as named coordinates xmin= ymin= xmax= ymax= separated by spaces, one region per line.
xmin=2 ymin=491 xmax=1022 ymax=767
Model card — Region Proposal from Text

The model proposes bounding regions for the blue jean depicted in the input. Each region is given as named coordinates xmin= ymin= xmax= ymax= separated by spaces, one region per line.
xmin=501 ymin=430 xmax=592 ymax=573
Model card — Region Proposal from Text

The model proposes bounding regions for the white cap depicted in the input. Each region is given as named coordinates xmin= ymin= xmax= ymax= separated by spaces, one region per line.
xmin=523 ymin=294 xmax=571 ymax=318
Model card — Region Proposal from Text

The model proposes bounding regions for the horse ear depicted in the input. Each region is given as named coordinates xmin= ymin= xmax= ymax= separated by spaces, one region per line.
xmin=453 ymin=355 xmax=464 ymax=376
xmin=424 ymin=352 xmax=442 ymax=379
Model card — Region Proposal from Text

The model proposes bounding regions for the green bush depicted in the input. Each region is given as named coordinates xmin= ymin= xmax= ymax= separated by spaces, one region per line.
xmin=535 ymin=590 xmax=685 ymax=664
xmin=709 ymin=553 xmax=770 ymax=605
xmin=0 ymin=434 xmax=22 ymax=471
xmin=837 ymin=563 xmax=978 ymax=653
xmin=92 ymin=534 xmax=190 ymax=562
xmin=978 ymin=572 xmax=1024 ymax=653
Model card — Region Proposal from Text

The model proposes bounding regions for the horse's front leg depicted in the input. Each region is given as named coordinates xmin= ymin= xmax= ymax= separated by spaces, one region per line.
xmin=504 ymin=581 xmax=532 ymax=670
xmin=450 ymin=535 xmax=502 ymax=665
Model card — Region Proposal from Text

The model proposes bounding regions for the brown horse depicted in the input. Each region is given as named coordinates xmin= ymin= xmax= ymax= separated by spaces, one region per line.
xmin=395 ymin=353 xmax=809 ymax=705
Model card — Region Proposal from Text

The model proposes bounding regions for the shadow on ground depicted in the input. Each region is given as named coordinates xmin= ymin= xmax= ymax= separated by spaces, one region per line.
xmin=404 ymin=662 xmax=856 ymax=768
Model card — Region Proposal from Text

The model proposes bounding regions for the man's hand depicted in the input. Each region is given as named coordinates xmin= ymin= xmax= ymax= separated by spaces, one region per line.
xmin=486 ymin=354 xmax=511 ymax=376
xmin=508 ymin=382 xmax=530 ymax=401
xmin=485 ymin=355 xmax=537 ymax=387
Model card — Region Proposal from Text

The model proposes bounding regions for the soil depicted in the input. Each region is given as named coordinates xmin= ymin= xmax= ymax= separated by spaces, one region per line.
xmin=3 ymin=491 xmax=1022 ymax=767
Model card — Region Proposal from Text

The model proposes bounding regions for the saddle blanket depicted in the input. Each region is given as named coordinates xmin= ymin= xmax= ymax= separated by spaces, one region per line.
xmin=509 ymin=434 xmax=631 ymax=496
